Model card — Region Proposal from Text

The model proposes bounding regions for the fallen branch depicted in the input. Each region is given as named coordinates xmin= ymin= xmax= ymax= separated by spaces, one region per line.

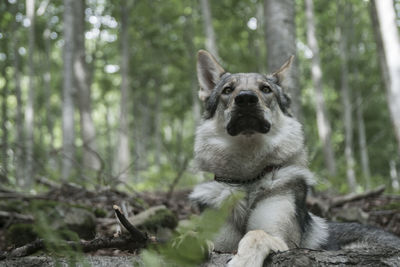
xmin=1 ymin=205 xmax=155 ymax=260
xmin=330 ymin=185 xmax=386 ymax=208
xmin=0 ymin=210 xmax=34 ymax=223
xmin=0 ymin=235 xmax=145 ymax=260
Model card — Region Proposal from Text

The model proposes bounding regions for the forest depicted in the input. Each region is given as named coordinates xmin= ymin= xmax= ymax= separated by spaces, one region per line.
xmin=0 ymin=0 xmax=400 ymax=266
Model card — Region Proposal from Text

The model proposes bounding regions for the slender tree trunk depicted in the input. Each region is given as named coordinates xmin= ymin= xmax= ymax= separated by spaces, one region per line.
xmin=25 ymin=0 xmax=35 ymax=187
xmin=305 ymin=0 xmax=337 ymax=176
xmin=356 ymin=92 xmax=371 ymax=189
xmin=199 ymin=0 xmax=219 ymax=59
xmin=183 ymin=10 xmax=201 ymax=125
xmin=62 ymin=0 xmax=76 ymax=181
xmin=338 ymin=5 xmax=357 ymax=192
xmin=12 ymin=30 xmax=25 ymax=186
xmin=74 ymin=0 xmax=100 ymax=173
xmin=1 ymin=64 xmax=9 ymax=183
xmin=115 ymin=0 xmax=131 ymax=182
xmin=43 ymin=23 xmax=56 ymax=170
xmin=264 ymin=0 xmax=303 ymax=122
xmin=105 ymin=101 xmax=113 ymax=182
xmin=389 ymin=160 xmax=399 ymax=191
xmin=371 ymin=0 xmax=400 ymax=156
xmin=154 ymin=88 xmax=162 ymax=168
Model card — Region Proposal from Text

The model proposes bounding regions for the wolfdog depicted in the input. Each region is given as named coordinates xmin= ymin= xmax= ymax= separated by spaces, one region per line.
xmin=189 ymin=50 xmax=400 ymax=266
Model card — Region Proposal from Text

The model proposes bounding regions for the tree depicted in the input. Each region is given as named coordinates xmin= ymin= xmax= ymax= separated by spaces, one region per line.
xmin=62 ymin=0 xmax=76 ymax=181
xmin=338 ymin=2 xmax=357 ymax=192
xmin=25 ymin=0 xmax=35 ymax=187
xmin=305 ymin=0 xmax=337 ymax=176
xmin=264 ymin=0 xmax=302 ymax=122
xmin=74 ymin=0 xmax=101 ymax=174
xmin=1 ymin=46 xmax=9 ymax=183
xmin=356 ymin=91 xmax=371 ymax=189
xmin=200 ymin=0 xmax=219 ymax=59
xmin=115 ymin=0 xmax=132 ymax=182
xmin=370 ymin=0 xmax=400 ymax=157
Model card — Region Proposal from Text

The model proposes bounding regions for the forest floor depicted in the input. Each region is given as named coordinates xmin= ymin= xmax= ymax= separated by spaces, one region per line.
xmin=0 ymin=182 xmax=399 ymax=265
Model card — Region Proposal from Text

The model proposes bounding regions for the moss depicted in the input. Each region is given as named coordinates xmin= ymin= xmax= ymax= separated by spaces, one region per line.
xmin=374 ymin=201 xmax=400 ymax=210
xmin=5 ymin=223 xmax=38 ymax=247
xmin=141 ymin=209 xmax=178 ymax=231
xmin=93 ymin=208 xmax=107 ymax=218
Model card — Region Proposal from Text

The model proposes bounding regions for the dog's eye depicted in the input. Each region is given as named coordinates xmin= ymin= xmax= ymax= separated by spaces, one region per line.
xmin=222 ymin=86 xmax=234 ymax=95
xmin=260 ymin=84 xmax=272 ymax=93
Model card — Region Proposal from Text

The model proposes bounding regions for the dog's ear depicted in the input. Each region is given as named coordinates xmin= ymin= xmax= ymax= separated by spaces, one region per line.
xmin=272 ymin=55 xmax=294 ymax=85
xmin=197 ymin=50 xmax=225 ymax=102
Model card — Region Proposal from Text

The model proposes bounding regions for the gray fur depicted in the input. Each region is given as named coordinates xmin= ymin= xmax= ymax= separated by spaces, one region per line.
xmin=190 ymin=50 xmax=400 ymax=266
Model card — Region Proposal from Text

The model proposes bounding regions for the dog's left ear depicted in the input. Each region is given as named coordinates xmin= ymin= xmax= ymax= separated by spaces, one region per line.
xmin=272 ymin=55 xmax=294 ymax=85
xmin=197 ymin=50 xmax=226 ymax=102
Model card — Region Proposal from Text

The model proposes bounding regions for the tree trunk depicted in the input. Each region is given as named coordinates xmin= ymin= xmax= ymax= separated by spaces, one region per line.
xmin=338 ymin=4 xmax=357 ymax=192
xmin=154 ymin=87 xmax=162 ymax=169
xmin=43 ymin=21 xmax=56 ymax=170
xmin=371 ymin=0 xmax=400 ymax=157
xmin=12 ymin=22 xmax=25 ymax=186
xmin=389 ymin=160 xmax=399 ymax=191
xmin=183 ymin=10 xmax=201 ymax=126
xmin=74 ymin=0 xmax=100 ymax=174
xmin=199 ymin=0 xmax=219 ymax=59
xmin=115 ymin=0 xmax=131 ymax=182
xmin=264 ymin=0 xmax=303 ymax=122
xmin=25 ymin=0 xmax=35 ymax=187
xmin=1 ymin=62 xmax=9 ymax=183
xmin=62 ymin=0 xmax=76 ymax=181
xmin=305 ymin=0 xmax=337 ymax=176
xmin=356 ymin=92 xmax=371 ymax=189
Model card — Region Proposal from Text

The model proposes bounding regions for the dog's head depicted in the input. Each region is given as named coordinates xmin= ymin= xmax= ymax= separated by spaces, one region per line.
xmin=197 ymin=50 xmax=293 ymax=136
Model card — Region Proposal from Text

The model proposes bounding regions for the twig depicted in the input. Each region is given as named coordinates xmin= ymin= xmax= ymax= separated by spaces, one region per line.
xmin=113 ymin=205 xmax=148 ymax=243
xmin=330 ymin=185 xmax=386 ymax=207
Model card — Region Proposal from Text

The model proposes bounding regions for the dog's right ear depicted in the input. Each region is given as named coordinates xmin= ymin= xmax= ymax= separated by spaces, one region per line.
xmin=197 ymin=50 xmax=225 ymax=102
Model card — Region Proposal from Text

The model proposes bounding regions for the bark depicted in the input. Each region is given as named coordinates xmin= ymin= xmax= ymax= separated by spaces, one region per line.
xmin=154 ymin=88 xmax=162 ymax=168
xmin=305 ymin=0 xmax=337 ymax=176
xmin=264 ymin=0 xmax=303 ymax=122
xmin=1 ymin=64 xmax=9 ymax=182
xmin=184 ymin=10 xmax=201 ymax=125
xmin=12 ymin=26 xmax=25 ymax=186
xmin=205 ymin=247 xmax=400 ymax=266
xmin=389 ymin=160 xmax=399 ymax=191
xmin=338 ymin=4 xmax=357 ymax=192
xmin=43 ymin=22 xmax=56 ymax=170
xmin=115 ymin=0 xmax=131 ymax=182
xmin=74 ymin=0 xmax=100 ymax=174
xmin=371 ymin=0 xmax=400 ymax=156
xmin=62 ymin=0 xmax=76 ymax=181
xmin=356 ymin=92 xmax=371 ymax=189
xmin=200 ymin=0 xmax=219 ymax=59
xmin=25 ymin=0 xmax=35 ymax=187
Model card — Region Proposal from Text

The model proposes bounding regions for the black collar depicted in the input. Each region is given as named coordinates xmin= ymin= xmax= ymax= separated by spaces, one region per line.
xmin=214 ymin=165 xmax=280 ymax=185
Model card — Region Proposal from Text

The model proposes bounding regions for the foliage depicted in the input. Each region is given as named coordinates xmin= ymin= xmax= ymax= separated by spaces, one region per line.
xmin=0 ymin=0 xmax=399 ymax=193
xmin=142 ymin=191 xmax=244 ymax=266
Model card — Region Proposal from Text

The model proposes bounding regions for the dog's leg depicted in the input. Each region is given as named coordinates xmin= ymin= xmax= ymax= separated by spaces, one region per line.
xmin=227 ymin=230 xmax=288 ymax=267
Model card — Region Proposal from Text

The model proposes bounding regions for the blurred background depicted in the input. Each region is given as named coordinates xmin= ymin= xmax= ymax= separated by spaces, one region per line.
xmin=0 ymin=0 xmax=400 ymax=194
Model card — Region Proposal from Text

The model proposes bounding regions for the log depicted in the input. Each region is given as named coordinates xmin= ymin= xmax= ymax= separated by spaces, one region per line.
xmin=330 ymin=185 xmax=386 ymax=208
xmin=205 ymin=247 xmax=400 ymax=266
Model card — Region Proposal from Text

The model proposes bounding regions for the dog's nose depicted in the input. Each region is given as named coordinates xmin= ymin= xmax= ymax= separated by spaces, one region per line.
xmin=235 ymin=91 xmax=258 ymax=107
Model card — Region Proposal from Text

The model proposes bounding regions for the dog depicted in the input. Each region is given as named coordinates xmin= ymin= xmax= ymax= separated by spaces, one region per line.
xmin=189 ymin=50 xmax=400 ymax=267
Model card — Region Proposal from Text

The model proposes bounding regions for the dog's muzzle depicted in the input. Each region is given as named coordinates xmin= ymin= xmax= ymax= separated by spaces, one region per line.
xmin=226 ymin=91 xmax=271 ymax=136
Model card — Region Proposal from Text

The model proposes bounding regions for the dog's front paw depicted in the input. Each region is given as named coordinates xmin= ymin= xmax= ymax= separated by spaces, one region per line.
xmin=227 ymin=230 xmax=288 ymax=267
